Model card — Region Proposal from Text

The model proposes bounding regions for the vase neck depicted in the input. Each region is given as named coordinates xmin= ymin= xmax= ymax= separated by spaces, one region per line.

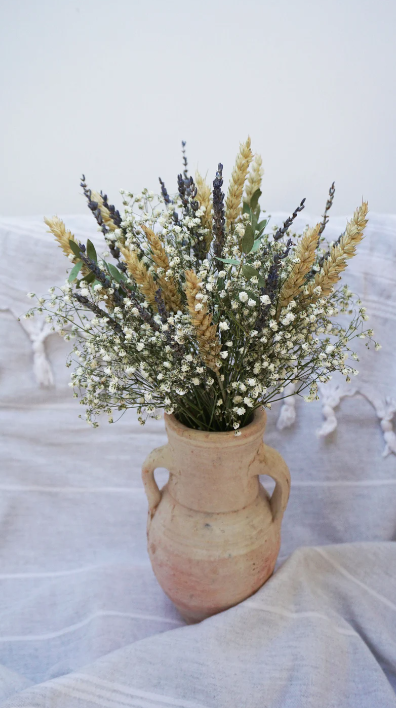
xmin=164 ymin=412 xmax=266 ymax=513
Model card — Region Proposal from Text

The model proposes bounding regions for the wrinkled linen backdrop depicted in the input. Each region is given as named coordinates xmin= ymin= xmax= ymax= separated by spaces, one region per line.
xmin=0 ymin=212 xmax=395 ymax=708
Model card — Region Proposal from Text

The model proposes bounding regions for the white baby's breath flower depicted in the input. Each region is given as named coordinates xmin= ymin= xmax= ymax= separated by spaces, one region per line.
xmin=220 ymin=351 xmax=228 ymax=359
xmin=239 ymin=291 xmax=248 ymax=303
xmin=247 ymin=299 xmax=256 ymax=308
xmin=219 ymin=321 xmax=229 ymax=331
xmin=260 ymin=294 xmax=271 ymax=305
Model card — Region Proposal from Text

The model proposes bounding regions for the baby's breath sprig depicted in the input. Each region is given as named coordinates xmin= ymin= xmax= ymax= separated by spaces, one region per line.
xmin=27 ymin=139 xmax=379 ymax=433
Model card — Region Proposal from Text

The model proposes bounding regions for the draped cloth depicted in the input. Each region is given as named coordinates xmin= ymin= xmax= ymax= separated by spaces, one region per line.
xmin=0 ymin=212 xmax=395 ymax=707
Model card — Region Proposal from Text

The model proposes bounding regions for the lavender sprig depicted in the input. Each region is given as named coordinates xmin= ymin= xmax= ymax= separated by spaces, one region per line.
xmin=255 ymin=238 xmax=293 ymax=330
xmin=73 ymin=293 xmax=124 ymax=336
xmin=182 ymin=140 xmax=188 ymax=181
xmin=306 ymin=182 xmax=337 ymax=280
xmin=159 ymin=177 xmax=172 ymax=204
xmin=100 ymin=192 xmax=122 ymax=228
xmin=80 ymin=175 xmax=108 ymax=234
xmin=80 ymin=175 xmax=125 ymax=267
xmin=76 ymin=246 xmax=157 ymax=332
xmin=273 ymin=198 xmax=306 ymax=241
xmin=318 ymin=182 xmax=335 ymax=237
xmin=212 ymin=163 xmax=225 ymax=259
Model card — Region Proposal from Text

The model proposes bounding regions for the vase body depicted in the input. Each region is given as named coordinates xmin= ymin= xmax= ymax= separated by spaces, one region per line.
xmin=142 ymin=408 xmax=290 ymax=623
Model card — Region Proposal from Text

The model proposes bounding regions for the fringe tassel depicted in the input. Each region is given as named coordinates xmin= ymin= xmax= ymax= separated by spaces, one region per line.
xmin=316 ymin=382 xmax=357 ymax=437
xmin=277 ymin=382 xmax=297 ymax=430
xmin=19 ymin=318 xmax=54 ymax=387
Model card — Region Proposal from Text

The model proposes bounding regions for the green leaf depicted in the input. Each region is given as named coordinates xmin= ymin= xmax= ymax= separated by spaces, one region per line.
xmin=106 ymin=262 xmax=128 ymax=284
xmin=107 ymin=262 xmax=122 ymax=282
xmin=69 ymin=239 xmax=82 ymax=258
xmin=250 ymin=189 xmax=262 ymax=211
xmin=82 ymin=271 xmax=95 ymax=285
xmin=242 ymin=264 xmax=265 ymax=287
xmin=242 ymin=265 xmax=259 ymax=280
xmin=241 ymin=224 xmax=254 ymax=254
xmin=87 ymin=239 xmax=97 ymax=263
xmin=217 ymin=277 xmax=225 ymax=291
xmin=215 ymin=256 xmax=240 ymax=266
xmin=251 ymin=238 xmax=264 ymax=253
xmin=242 ymin=202 xmax=252 ymax=216
xmin=255 ymin=219 xmax=268 ymax=234
xmin=68 ymin=261 xmax=83 ymax=283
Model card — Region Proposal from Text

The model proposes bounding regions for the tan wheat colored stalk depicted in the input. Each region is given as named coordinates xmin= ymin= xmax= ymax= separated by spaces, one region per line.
xmin=244 ymin=153 xmax=264 ymax=206
xmin=306 ymin=202 xmax=369 ymax=301
xmin=225 ymin=137 xmax=253 ymax=228
xmin=141 ymin=225 xmax=182 ymax=312
xmin=195 ymin=170 xmax=213 ymax=251
xmin=91 ymin=190 xmax=116 ymax=231
xmin=279 ymin=223 xmax=321 ymax=308
xmin=120 ymin=246 xmax=158 ymax=309
xmin=44 ymin=216 xmax=78 ymax=259
xmin=184 ymin=270 xmax=221 ymax=372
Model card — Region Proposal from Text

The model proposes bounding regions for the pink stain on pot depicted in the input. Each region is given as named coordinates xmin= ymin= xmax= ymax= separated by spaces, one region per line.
xmin=142 ymin=408 xmax=290 ymax=623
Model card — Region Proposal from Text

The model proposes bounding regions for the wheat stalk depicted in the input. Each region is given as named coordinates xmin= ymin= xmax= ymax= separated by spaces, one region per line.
xmin=225 ymin=137 xmax=253 ymax=228
xmin=244 ymin=153 xmax=264 ymax=206
xmin=184 ymin=270 xmax=221 ymax=372
xmin=44 ymin=216 xmax=78 ymax=259
xmin=279 ymin=223 xmax=321 ymax=308
xmin=195 ymin=170 xmax=213 ymax=251
xmin=90 ymin=191 xmax=117 ymax=231
xmin=306 ymin=201 xmax=369 ymax=301
xmin=120 ymin=246 xmax=158 ymax=309
xmin=141 ymin=225 xmax=182 ymax=312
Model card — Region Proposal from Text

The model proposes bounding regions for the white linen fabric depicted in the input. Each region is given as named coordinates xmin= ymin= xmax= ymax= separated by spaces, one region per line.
xmin=0 ymin=211 xmax=395 ymax=707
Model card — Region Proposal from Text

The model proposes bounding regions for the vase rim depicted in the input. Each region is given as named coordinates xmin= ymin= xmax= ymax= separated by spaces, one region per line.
xmin=164 ymin=407 xmax=267 ymax=445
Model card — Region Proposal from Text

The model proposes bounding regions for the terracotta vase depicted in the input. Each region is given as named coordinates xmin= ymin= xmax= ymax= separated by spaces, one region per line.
xmin=141 ymin=408 xmax=290 ymax=623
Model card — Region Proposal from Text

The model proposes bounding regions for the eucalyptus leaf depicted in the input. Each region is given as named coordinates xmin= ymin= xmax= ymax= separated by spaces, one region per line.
xmin=241 ymin=224 xmax=254 ymax=254
xmin=242 ymin=264 xmax=266 ymax=288
xmin=242 ymin=202 xmax=252 ymax=216
xmin=68 ymin=261 xmax=83 ymax=283
xmin=107 ymin=262 xmax=123 ymax=283
xmin=215 ymin=256 xmax=240 ymax=266
xmin=250 ymin=189 xmax=262 ymax=211
xmin=87 ymin=239 xmax=97 ymax=263
xmin=251 ymin=238 xmax=264 ymax=253
xmin=256 ymin=219 xmax=268 ymax=233
xmin=68 ymin=240 xmax=82 ymax=258
xmin=242 ymin=265 xmax=259 ymax=280
xmin=217 ymin=277 xmax=225 ymax=291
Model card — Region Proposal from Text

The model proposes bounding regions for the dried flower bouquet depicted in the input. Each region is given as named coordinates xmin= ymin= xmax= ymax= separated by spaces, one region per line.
xmin=26 ymin=138 xmax=379 ymax=433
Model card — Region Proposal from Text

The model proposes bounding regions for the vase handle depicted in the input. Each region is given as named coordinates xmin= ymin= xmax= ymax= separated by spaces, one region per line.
xmin=253 ymin=443 xmax=291 ymax=523
xmin=141 ymin=444 xmax=173 ymax=520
